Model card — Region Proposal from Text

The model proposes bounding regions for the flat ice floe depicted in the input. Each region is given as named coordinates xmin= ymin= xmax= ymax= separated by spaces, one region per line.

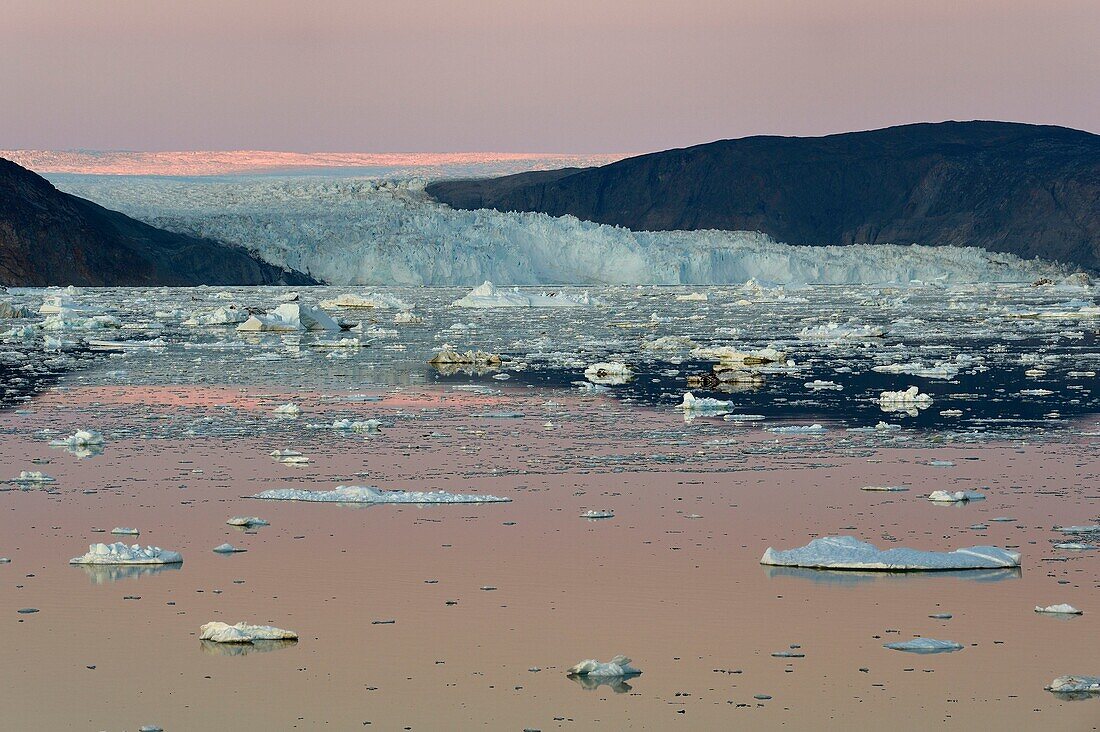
xmin=679 ymin=392 xmax=732 ymax=412
xmin=567 ymin=655 xmax=641 ymax=677
xmin=199 ymin=621 xmax=298 ymax=643
xmin=883 ymin=638 xmax=964 ymax=653
xmin=227 ymin=516 xmax=269 ymax=527
xmin=452 ymin=281 xmax=592 ymax=307
xmin=760 ymin=536 xmax=1021 ymax=571
xmin=252 ymin=485 xmax=511 ymax=504
xmin=70 ymin=542 xmax=183 ymax=565
xmin=1035 ymin=604 xmax=1082 ymax=615
xmin=319 ymin=292 xmax=411 ymax=310
xmin=1045 ymin=675 xmax=1100 ymax=694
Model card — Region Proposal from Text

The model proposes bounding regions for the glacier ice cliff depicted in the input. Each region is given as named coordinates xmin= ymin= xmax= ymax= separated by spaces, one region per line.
xmin=51 ymin=176 xmax=1072 ymax=286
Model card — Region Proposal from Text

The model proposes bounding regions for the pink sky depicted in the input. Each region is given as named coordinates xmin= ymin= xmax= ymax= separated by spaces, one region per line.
xmin=2 ymin=0 xmax=1098 ymax=153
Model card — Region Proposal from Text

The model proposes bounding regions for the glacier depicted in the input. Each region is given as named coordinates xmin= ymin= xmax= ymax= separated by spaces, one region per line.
xmin=49 ymin=175 xmax=1072 ymax=287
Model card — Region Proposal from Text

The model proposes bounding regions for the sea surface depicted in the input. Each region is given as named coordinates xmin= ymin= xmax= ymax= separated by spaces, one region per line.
xmin=0 ymin=283 xmax=1097 ymax=729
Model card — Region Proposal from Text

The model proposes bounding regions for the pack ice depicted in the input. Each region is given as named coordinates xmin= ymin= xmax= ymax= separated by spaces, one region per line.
xmin=566 ymin=655 xmax=641 ymax=677
xmin=452 ymin=281 xmax=593 ymax=307
xmin=70 ymin=542 xmax=183 ymax=565
xmin=759 ymin=536 xmax=1020 ymax=571
xmin=199 ymin=621 xmax=298 ymax=643
xmin=252 ymin=485 xmax=511 ymax=504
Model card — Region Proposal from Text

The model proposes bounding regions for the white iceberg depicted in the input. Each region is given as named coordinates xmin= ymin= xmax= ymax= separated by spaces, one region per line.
xmin=213 ymin=543 xmax=245 ymax=553
xmin=12 ymin=470 xmax=55 ymax=483
xmin=584 ymin=362 xmax=633 ymax=385
xmin=227 ymin=516 xmax=269 ymax=527
xmin=581 ymin=510 xmax=615 ymax=519
xmin=199 ymin=621 xmax=298 ymax=644
xmin=110 ymin=527 xmax=140 ymax=535
xmin=452 ymin=281 xmax=592 ymax=308
xmin=1035 ymin=604 xmax=1082 ymax=615
xmin=330 ymin=418 xmax=383 ymax=432
xmin=679 ymin=392 xmax=731 ymax=412
xmin=760 ymin=536 xmax=1020 ymax=571
xmin=879 ymin=386 xmax=933 ymax=412
xmin=883 ymin=638 xmax=963 ymax=654
xmin=270 ymin=449 xmax=310 ymax=463
xmin=183 ymin=306 xmax=249 ymax=326
xmin=70 ymin=542 xmax=182 ymax=565
xmin=49 ymin=429 xmax=104 ymax=447
xmin=928 ymin=490 xmax=986 ymax=503
xmin=252 ymin=485 xmax=511 ymax=504
xmin=675 ymin=292 xmax=708 ymax=301
xmin=690 ymin=345 xmax=785 ymax=365
xmin=273 ymin=403 xmax=301 ymax=416
xmin=237 ymin=303 xmax=339 ymax=332
xmin=567 ymin=655 xmax=641 ymax=677
xmin=1045 ymin=675 xmax=1100 ymax=694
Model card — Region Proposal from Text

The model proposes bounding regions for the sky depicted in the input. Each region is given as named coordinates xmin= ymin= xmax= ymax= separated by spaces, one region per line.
xmin=3 ymin=0 xmax=1098 ymax=153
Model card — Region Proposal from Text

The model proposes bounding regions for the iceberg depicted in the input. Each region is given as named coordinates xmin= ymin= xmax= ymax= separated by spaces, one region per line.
xmin=581 ymin=510 xmax=615 ymax=519
xmin=273 ymin=403 xmax=301 ymax=416
xmin=183 ymin=306 xmax=249 ymax=326
xmin=70 ymin=542 xmax=183 ymax=565
xmin=1045 ymin=676 xmax=1100 ymax=694
xmin=330 ymin=418 xmax=383 ymax=432
xmin=428 ymin=347 xmax=502 ymax=366
xmin=879 ymin=386 xmax=933 ymax=413
xmin=679 ymin=392 xmax=732 ymax=412
xmin=251 ymin=485 xmax=511 ymax=504
xmin=883 ymin=638 xmax=963 ymax=654
xmin=584 ymin=362 xmax=633 ymax=385
xmin=227 ymin=516 xmax=269 ymax=527
xmin=319 ymin=292 xmax=411 ymax=310
xmin=760 ymin=536 xmax=1021 ymax=571
xmin=566 ymin=655 xmax=641 ymax=678
xmin=110 ymin=527 xmax=140 ymax=535
xmin=199 ymin=621 xmax=298 ymax=644
xmin=452 ymin=281 xmax=592 ymax=308
xmin=1035 ymin=604 xmax=1082 ymax=615
xmin=237 ymin=303 xmax=339 ymax=332
xmin=11 ymin=470 xmax=55 ymax=483
xmin=213 ymin=543 xmax=245 ymax=553
xmin=928 ymin=490 xmax=986 ymax=502
xmin=49 ymin=429 xmax=104 ymax=448
xmin=690 ymin=345 xmax=785 ymax=365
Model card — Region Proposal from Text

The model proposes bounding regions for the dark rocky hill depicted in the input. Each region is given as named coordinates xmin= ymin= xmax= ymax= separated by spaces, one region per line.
xmin=0 ymin=157 xmax=316 ymax=286
xmin=428 ymin=122 xmax=1100 ymax=271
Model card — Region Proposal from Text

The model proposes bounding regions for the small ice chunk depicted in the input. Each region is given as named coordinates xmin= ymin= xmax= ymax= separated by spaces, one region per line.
xmin=581 ymin=510 xmax=615 ymax=519
xmin=110 ymin=527 xmax=140 ymax=535
xmin=212 ymin=543 xmax=245 ymax=554
xmin=1035 ymin=604 xmax=1082 ymax=615
xmin=679 ymin=392 xmax=731 ymax=412
xmin=12 ymin=470 xmax=55 ymax=483
xmin=331 ymin=418 xmax=383 ymax=432
xmin=878 ymin=386 xmax=933 ymax=411
xmin=1045 ymin=675 xmax=1100 ymax=694
xmin=861 ymin=485 xmax=908 ymax=492
xmin=199 ymin=621 xmax=297 ymax=643
xmin=584 ymin=362 xmax=633 ymax=385
xmin=270 ymin=449 xmax=310 ymax=463
xmin=760 ymin=536 xmax=1020 ymax=571
xmin=928 ymin=490 xmax=985 ymax=503
xmin=567 ymin=655 xmax=641 ymax=677
xmin=1055 ymin=525 xmax=1100 ymax=534
xmin=49 ymin=429 xmax=104 ymax=447
xmin=227 ymin=516 xmax=269 ymax=527
xmin=883 ymin=638 xmax=963 ymax=654
xmin=273 ymin=403 xmax=301 ymax=416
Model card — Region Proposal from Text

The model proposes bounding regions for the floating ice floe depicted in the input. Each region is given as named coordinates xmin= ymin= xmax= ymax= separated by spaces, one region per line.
xmin=111 ymin=527 xmax=140 ymax=535
xmin=760 ymin=536 xmax=1021 ymax=571
xmin=799 ymin=322 xmax=886 ymax=340
xmin=581 ymin=510 xmax=615 ymax=519
xmin=805 ymin=380 xmax=842 ymax=391
xmin=183 ymin=306 xmax=249 ymax=326
xmin=319 ymin=292 xmax=411 ymax=310
xmin=1054 ymin=525 xmax=1100 ymax=534
xmin=928 ymin=490 xmax=986 ymax=503
xmin=270 ymin=449 xmax=310 ymax=463
xmin=252 ymin=485 xmax=511 ymax=504
xmin=878 ymin=386 xmax=933 ymax=413
xmin=861 ymin=485 xmax=908 ymax=492
xmin=393 ymin=311 xmax=423 ymax=324
xmin=675 ymin=292 xmax=708 ymax=301
xmin=199 ymin=621 xmax=298 ymax=643
xmin=227 ymin=516 xmax=269 ymax=527
xmin=1053 ymin=542 xmax=1096 ymax=550
xmin=273 ymin=403 xmax=301 ymax=416
xmin=11 ymin=470 xmax=55 ymax=484
xmin=679 ymin=392 xmax=731 ymax=412
xmin=689 ymin=345 xmax=785 ymax=365
xmin=883 ymin=638 xmax=963 ymax=654
xmin=428 ymin=347 xmax=502 ymax=365
xmin=213 ymin=543 xmax=245 ymax=554
xmin=48 ymin=429 xmax=104 ymax=448
xmin=70 ymin=542 xmax=183 ymax=565
xmin=238 ymin=303 xmax=340 ymax=332
xmin=1045 ymin=675 xmax=1100 ymax=694
xmin=584 ymin=362 xmax=633 ymax=385
xmin=0 ymin=301 xmax=31 ymax=319
xmin=642 ymin=335 xmax=699 ymax=351
xmin=768 ymin=424 xmax=826 ymax=434
xmin=872 ymin=361 xmax=960 ymax=380
xmin=567 ymin=655 xmax=641 ymax=677
xmin=452 ymin=281 xmax=593 ymax=308
xmin=330 ymin=418 xmax=383 ymax=432
xmin=1035 ymin=604 xmax=1082 ymax=615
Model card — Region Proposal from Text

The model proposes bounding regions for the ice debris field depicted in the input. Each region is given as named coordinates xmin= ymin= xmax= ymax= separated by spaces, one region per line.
xmin=0 ymin=211 xmax=1098 ymax=727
